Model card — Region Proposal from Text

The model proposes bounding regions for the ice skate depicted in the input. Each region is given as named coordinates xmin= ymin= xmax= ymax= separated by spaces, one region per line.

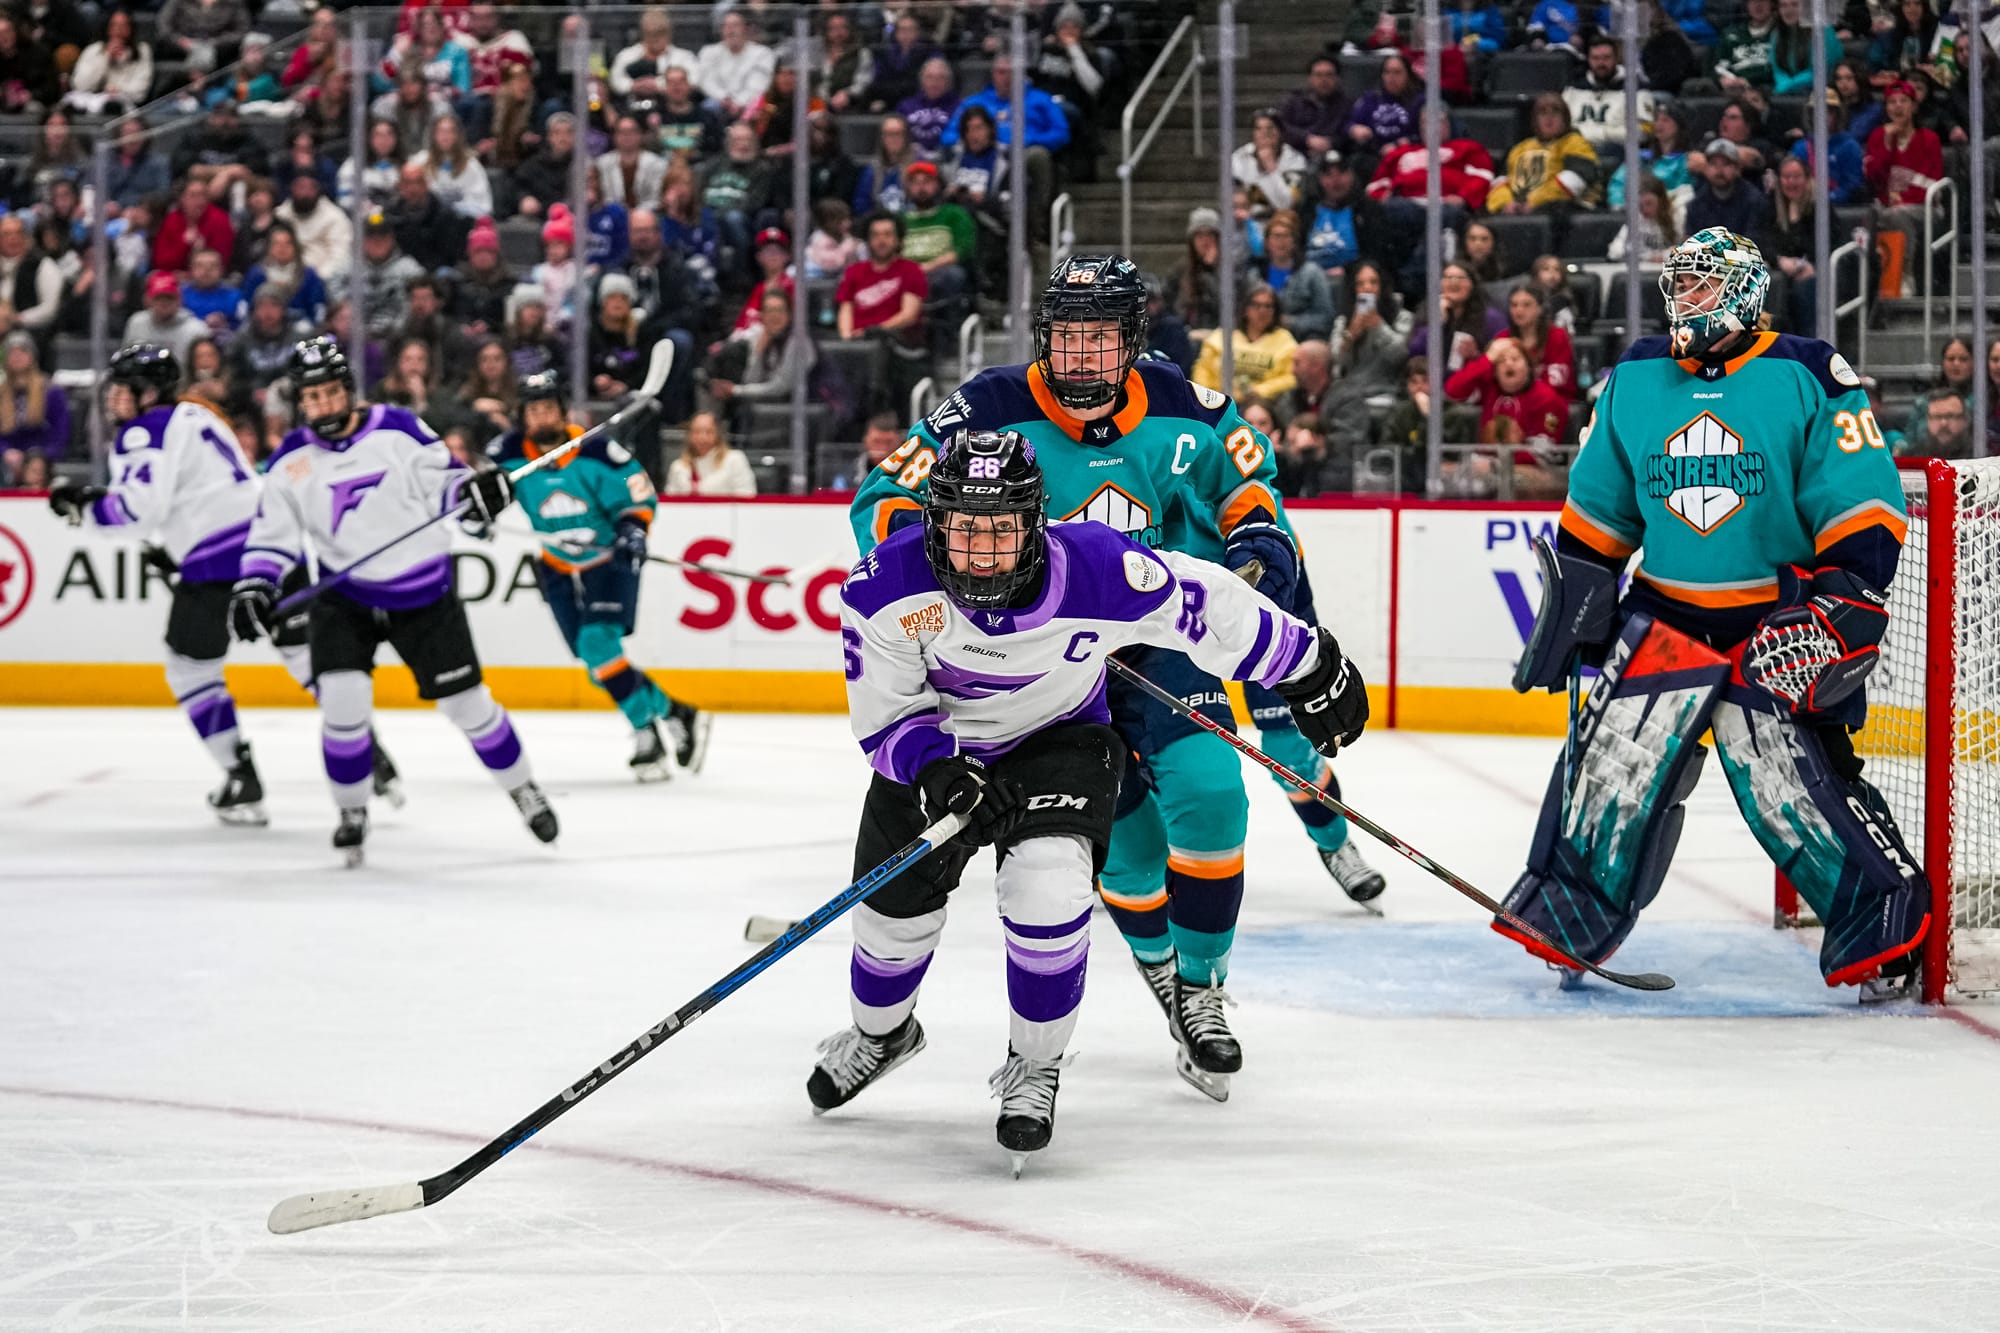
xmin=1133 ymin=953 xmax=1177 ymax=1024
xmin=665 ymin=700 xmax=711 ymax=774
xmin=629 ymin=721 xmax=673 ymax=782
xmin=509 ymin=781 xmax=559 ymax=843
xmin=370 ymin=740 xmax=405 ymax=808
xmin=332 ymin=807 xmax=368 ymax=868
xmin=989 ymin=1048 xmax=1071 ymax=1178
xmin=1321 ymin=837 xmax=1385 ymax=913
xmin=208 ymin=741 xmax=269 ymax=827
xmin=1169 ymin=972 xmax=1241 ymax=1102
xmin=806 ymin=1017 xmax=926 ymax=1113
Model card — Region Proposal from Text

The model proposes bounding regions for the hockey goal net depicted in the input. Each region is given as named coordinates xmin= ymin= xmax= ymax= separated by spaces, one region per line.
xmin=1776 ymin=456 xmax=2000 ymax=1001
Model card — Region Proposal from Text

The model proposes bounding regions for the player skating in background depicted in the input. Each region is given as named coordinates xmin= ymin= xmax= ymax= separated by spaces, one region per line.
xmin=816 ymin=430 xmax=1367 ymax=1171
xmin=268 ymin=565 xmax=406 ymax=806
xmin=229 ymin=337 xmax=557 ymax=864
xmin=850 ymin=254 xmax=1381 ymax=1100
xmin=484 ymin=371 xmax=707 ymax=780
xmin=48 ymin=344 xmax=269 ymax=824
xmin=1503 ymin=228 xmax=1929 ymax=998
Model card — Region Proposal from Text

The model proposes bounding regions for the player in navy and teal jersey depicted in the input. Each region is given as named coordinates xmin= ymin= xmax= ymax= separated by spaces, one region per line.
xmin=1503 ymin=228 xmax=1929 ymax=998
xmin=849 ymin=254 xmax=1380 ymax=1098
xmin=487 ymin=373 xmax=708 ymax=780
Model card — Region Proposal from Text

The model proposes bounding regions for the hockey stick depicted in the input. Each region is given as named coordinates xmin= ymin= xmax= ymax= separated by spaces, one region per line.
xmin=647 ymin=553 xmax=792 ymax=585
xmin=1102 ymin=657 xmax=1675 ymax=992
xmin=267 ymin=807 xmax=967 ymax=1235
xmin=274 ymin=340 xmax=676 ymax=616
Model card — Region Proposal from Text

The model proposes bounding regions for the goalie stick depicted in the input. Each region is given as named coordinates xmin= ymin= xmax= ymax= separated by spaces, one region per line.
xmin=266 ymin=808 xmax=967 ymax=1235
xmin=1103 ymin=657 xmax=1675 ymax=993
xmin=274 ymin=340 xmax=676 ymax=616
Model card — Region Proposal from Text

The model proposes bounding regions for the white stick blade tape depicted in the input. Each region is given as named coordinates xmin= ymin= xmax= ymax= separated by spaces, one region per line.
xmin=743 ymin=914 xmax=800 ymax=943
xmin=268 ymin=1181 xmax=425 ymax=1234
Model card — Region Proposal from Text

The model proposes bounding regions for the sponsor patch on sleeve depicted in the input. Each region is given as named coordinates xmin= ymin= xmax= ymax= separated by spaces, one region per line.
xmin=1828 ymin=353 xmax=1861 ymax=387
xmin=1192 ymin=382 xmax=1228 ymax=410
xmin=1123 ymin=548 xmax=1167 ymax=592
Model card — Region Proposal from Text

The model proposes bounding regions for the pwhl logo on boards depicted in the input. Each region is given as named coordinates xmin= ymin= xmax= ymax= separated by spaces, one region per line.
xmin=0 ymin=523 xmax=33 ymax=630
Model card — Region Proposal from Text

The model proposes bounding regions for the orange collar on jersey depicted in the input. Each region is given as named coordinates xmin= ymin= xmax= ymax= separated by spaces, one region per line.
xmin=1025 ymin=363 xmax=1151 ymax=441
xmin=1678 ymin=329 xmax=1779 ymax=377
xmin=522 ymin=422 xmax=585 ymax=466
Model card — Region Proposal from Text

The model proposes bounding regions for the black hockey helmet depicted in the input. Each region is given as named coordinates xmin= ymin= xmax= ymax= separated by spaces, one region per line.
xmin=1035 ymin=253 xmax=1149 ymax=412
xmin=287 ymin=335 xmax=357 ymax=438
xmin=924 ymin=429 xmax=1048 ymax=609
xmin=519 ymin=370 xmax=566 ymax=409
xmin=106 ymin=343 xmax=180 ymax=417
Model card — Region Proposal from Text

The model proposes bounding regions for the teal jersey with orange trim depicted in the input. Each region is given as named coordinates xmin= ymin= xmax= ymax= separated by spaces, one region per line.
xmin=487 ymin=426 xmax=658 ymax=572
xmin=1561 ymin=330 xmax=1906 ymax=643
xmin=848 ymin=360 xmax=1290 ymax=562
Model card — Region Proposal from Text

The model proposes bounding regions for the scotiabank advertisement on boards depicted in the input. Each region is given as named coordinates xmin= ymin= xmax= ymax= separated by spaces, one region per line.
xmin=0 ymin=496 xmax=1568 ymax=733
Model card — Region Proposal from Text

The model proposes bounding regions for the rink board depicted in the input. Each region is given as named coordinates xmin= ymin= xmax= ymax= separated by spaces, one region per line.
xmin=0 ymin=495 xmax=1568 ymax=731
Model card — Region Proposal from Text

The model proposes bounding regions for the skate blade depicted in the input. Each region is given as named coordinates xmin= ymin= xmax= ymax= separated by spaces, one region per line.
xmin=683 ymin=714 xmax=714 ymax=774
xmin=1857 ymin=973 xmax=1917 ymax=1005
xmin=1552 ymin=963 xmax=1587 ymax=991
xmin=1346 ymin=891 xmax=1385 ymax=918
xmin=341 ymin=847 xmax=365 ymax=869
xmin=374 ymin=780 xmax=407 ymax=809
xmin=1009 ymin=1151 xmax=1030 ymax=1179
xmin=213 ymin=803 xmax=270 ymax=828
xmin=631 ymin=761 xmax=674 ymax=783
xmin=810 ymin=1105 xmax=828 ymax=1118
xmin=1175 ymin=1050 xmax=1231 ymax=1103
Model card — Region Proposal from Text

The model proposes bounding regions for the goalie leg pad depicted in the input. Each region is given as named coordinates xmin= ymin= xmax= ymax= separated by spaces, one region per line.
xmin=1493 ymin=613 xmax=1729 ymax=967
xmin=1709 ymin=686 xmax=1930 ymax=987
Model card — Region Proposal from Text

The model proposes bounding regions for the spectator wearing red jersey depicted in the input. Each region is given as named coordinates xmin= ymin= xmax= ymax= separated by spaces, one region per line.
xmin=1365 ymin=133 xmax=1494 ymax=218
xmin=1445 ymin=336 xmax=1570 ymax=489
xmin=1865 ymin=80 xmax=1944 ymax=293
xmin=837 ymin=210 xmax=929 ymax=415
xmin=152 ymin=177 xmax=235 ymax=276
xmin=1500 ymin=283 xmax=1575 ymax=400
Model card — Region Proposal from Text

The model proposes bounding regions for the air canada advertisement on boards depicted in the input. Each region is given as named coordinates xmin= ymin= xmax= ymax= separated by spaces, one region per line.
xmin=0 ymin=497 xmax=1570 ymax=732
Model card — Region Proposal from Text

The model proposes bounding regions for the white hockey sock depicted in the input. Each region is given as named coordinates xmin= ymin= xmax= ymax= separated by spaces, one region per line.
xmin=164 ymin=651 xmax=241 ymax=771
xmin=996 ymin=836 xmax=1095 ymax=1062
xmin=849 ymin=904 xmax=947 ymax=1036
xmin=317 ymin=670 xmax=374 ymax=811
xmin=436 ymin=684 xmax=531 ymax=790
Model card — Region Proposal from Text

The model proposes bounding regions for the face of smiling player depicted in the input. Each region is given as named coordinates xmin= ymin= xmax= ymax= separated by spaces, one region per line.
xmin=942 ymin=511 xmax=1026 ymax=580
xmin=300 ymin=380 xmax=357 ymax=437
xmin=1046 ymin=318 xmax=1125 ymax=421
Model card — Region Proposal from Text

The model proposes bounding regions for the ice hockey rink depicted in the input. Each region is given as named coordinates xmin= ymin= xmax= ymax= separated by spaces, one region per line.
xmin=5 ymin=706 xmax=2000 ymax=1332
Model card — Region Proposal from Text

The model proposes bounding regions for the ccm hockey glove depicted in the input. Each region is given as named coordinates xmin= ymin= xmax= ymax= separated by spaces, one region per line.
xmin=1276 ymin=627 xmax=1370 ymax=757
xmin=916 ymin=754 xmax=1024 ymax=848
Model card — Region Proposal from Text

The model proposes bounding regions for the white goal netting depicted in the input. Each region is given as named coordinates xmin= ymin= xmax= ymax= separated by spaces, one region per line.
xmin=1852 ymin=457 xmax=2000 ymax=998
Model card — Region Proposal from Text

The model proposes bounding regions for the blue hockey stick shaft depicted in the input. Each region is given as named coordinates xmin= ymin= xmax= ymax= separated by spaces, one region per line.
xmin=267 ymin=808 xmax=967 ymax=1235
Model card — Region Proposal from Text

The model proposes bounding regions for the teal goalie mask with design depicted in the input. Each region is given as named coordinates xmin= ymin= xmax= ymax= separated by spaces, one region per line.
xmin=1659 ymin=227 xmax=1770 ymax=359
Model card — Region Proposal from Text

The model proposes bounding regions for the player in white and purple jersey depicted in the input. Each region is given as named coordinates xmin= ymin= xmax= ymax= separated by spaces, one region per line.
xmin=229 ymin=336 xmax=556 ymax=864
xmin=809 ymin=429 xmax=1369 ymax=1173
xmin=48 ymin=344 xmax=269 ymax=824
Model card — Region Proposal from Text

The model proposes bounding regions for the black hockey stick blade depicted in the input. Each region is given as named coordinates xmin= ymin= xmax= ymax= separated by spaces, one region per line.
xmin=267 ymin=809 xmax=968 ymax=1235
xmin=1102 ymin=658 xmax=1674 ymax=992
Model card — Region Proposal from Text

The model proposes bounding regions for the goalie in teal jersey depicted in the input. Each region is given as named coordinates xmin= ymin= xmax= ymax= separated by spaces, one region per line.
xmin=850 ymin=254 xmax=1380 ymax=1099
xmin=1503 ymin=228 xmax=1930 ymax=999
xmin=488 ymin=373 xmax=708 ymax=780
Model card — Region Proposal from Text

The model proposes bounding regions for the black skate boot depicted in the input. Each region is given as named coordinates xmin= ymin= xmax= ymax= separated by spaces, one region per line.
xmin=209 ymin=741 xmax=269 ymax=827
xmin=370 ymin=739 xmax=405 ymax=808
xmin=629 ymin=721 xmax=672 ymax=782
xmin=1320 ymin=837 xmax=1386 ymax=913
xmin=1169 ymin=971 xmax=1242 ymax=1102
xmin=509 ymin=781 xmax=559 ymax=843
xmin=1133 ymin=953 xmax=1177 ymax=1024
xmin=806 ymin=1016 xmax=927 ymax=1114
xmin=332 ymin=807 xmax=368 ymax=868
xmin=665 ymin=699 xmax=711 ymax=773
xmin=989 ymin=1047 xmax=1072 ymax=1178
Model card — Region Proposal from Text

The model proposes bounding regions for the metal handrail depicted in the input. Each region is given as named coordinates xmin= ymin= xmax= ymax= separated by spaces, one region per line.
xmin=957 ymin=312 xmax=984 ymax=381
xmin=1118 ymin=14 xmax=1203 ymax=255
xmin=1828 ymin=235 xmax=1868 ymax=371
xmin=909 ymin=376 xmax=936 ymax=426
xmin=1050 ymin=191 xmax=1075 ymax=269
xmin=1921 ymin=177 xmax=1960 ymax=353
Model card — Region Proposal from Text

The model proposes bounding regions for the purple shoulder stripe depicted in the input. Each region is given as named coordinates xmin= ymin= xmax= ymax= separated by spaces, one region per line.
xmin=1048 ymin=524 xmax=1176 ymax=624
xmin=374 ymin=404 xmax=443 ymax=445
xmin=841 ymin=525 xmax=941 ymax=620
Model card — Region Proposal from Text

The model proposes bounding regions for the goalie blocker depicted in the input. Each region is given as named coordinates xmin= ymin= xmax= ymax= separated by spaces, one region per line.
xmin=1499 ymin=612 xmax=1930 ymax=990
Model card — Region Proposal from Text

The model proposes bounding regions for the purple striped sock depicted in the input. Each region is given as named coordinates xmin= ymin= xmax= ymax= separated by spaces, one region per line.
xmin=322 ymin=728 xmax=373 ymax=789
xmin=1003 ymin=934 xmax=1090 ymax=1025
xmin=469 ymin=716 xmax=523 ymax=773
xmin=849 ymin=946 xmax=934 ymax=1011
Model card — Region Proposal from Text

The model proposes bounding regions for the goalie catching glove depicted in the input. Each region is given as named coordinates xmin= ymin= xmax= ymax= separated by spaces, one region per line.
xmin=916 ymin=754 xmax=1024 ymax=848
xmin=1743 ymin=565 xmax=1889 ymax=714
xmin=1276 ymin=627 xmax=1370 ymax=757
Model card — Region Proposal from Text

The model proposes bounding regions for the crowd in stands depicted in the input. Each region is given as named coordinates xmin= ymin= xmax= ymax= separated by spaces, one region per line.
xmin=0 ymin=0 xmax=1991 ymax=498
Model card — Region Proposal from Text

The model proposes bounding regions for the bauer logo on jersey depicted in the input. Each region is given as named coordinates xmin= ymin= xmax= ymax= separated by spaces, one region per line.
xmin=899 ymin=600 xmax=946 ymax=639
xmin=1061 ymin=483 xmax=1157 ymax=543
xmin=1122 ymin=548 xmax=1167 ymax=592
xmin=1644 ymin=413 xmax=1766 ymax=533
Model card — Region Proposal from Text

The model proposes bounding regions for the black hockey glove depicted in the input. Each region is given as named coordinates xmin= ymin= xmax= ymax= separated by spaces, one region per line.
xmin=228 ymin=576 xmax=279 ymax=643
xmin=140 ymin=545 xmax=180 ymax=578
xmin=47 ymin=477 xmax=106 ymax=526
xmin=613 ymin=518 xmax=648 ymax=574
xmin=1223 ymin=519 xmax=1299 ymax=613
xmin=916 ymin=754 xmax=1024 ymax=848
xmin=1744 ymin=565 xmax=1889 ymax=714
xmin=460 ymin=465 xmax=515 ymax=525
xmin=1275 ymin=627 xmax=1370 ymax=758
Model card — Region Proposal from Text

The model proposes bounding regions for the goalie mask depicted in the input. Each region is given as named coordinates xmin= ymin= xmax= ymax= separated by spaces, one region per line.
xmin=1035 ymin=253 xmax=1149 ymax=412
xmin=1659 ymin=227 xmax=1769 ymax=360
xmin=923 ymin=429 xmax=1048 ymax=609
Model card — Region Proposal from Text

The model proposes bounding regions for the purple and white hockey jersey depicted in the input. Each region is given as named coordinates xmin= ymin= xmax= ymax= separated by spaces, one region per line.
xmin=88 ymin=399 xmax=259 ymax=583
xmin=842 ymin=522 xmax=1320 ymax=784
xmin=243 ymin=405 xmax=468 ymax=610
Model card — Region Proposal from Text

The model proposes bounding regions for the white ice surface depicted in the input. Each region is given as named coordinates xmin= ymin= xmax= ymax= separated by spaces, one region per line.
xmin=3 ymin=708 xmax=1999 ymax=1332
